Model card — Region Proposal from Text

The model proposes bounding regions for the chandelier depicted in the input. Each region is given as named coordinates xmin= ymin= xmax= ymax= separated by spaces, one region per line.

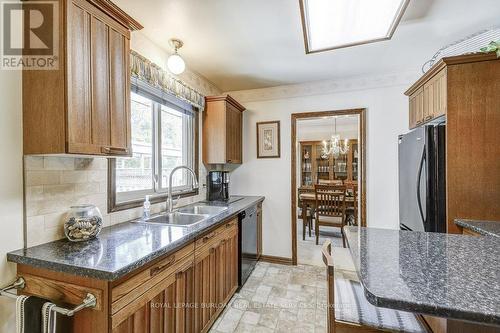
xmin=322 ymin=118 xmax=349 ymax=158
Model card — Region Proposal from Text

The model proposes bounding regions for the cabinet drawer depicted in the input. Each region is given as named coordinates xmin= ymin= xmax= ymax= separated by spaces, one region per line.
xmin=111 ymin=242 xmax=194 ymax=315
xmin=194 ymin=219 xmax=238 ymax=262
xmin=195 ymin=218 xmax=238 ymax=248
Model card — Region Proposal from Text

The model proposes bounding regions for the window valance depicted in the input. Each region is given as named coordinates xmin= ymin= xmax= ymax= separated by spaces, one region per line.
xmin=130 ymin=50 xmax=205 ymax=109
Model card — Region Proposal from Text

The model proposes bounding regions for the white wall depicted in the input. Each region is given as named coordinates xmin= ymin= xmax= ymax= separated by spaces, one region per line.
xmin=228 ymin=76 xmax=415 ymax=258
xmin=297 ymin=122 xmax=358 ymax=141
xmin=0 ymin=69 xmax=24 ymax=332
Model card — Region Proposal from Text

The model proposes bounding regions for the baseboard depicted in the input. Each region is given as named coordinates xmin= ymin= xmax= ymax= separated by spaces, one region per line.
xmin=259 ymin=255 xmax=294 ymax=265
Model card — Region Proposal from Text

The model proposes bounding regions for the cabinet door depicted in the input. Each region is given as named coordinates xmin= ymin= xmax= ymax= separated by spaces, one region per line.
xmin=194 ymin=245 xmax=217 ymax=332
xmin=225 ymin=104 xmax=242 ymax=163
xmin=90 ymin=15 xmax=111 ymax=148
xmin=434 ymin=69 xmax=447 ymax=117
xmin=423 ymin=80 xmax=435 ymax=122
xmin=409 ymin=87 xmax=424 ymax=129
xmin=112 ymin=261 xmax=194 ymax=333
xmin=67 ymin=0 xmax=131 ymax=156
xmin=215 ymin=237 xmax=227 ymax=305
xmin=225 ymin=228 xmax=238 ymax=299
xmin=67 ymin=0 xmax=92 ymax=152
xmin=108 ymin=28 xmax=131 ymax=154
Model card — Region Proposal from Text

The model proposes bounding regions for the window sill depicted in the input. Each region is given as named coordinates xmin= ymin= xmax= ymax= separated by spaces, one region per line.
xmin=108 ymin=189 xmax=200 ymax=213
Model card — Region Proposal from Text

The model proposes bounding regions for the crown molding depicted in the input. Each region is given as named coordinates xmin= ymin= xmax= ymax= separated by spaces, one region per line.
xmin=225 ymin=70 xmax=420 ymax=103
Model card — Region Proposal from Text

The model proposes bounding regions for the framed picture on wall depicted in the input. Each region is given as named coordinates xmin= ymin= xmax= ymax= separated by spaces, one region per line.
xmin=257 ymin=121 xmax=281 ymax=158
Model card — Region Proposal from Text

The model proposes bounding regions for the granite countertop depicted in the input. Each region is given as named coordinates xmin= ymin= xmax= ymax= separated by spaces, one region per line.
xmin=455 ymin=219 xmax=500 ymax=238
xmin=8 ymin=196 xmax=264 ymax=281
xmin=344 ymin=226 xmax=500 ymax=326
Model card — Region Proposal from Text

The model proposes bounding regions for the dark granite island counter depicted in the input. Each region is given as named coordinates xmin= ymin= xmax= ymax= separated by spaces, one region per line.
xmin=344 ymin=226 xmax=500 ymax=327
xmin=8 ymin=196 xmax=264 ymax=280
xmin=455 ymin=219 xmax=500 ymax=238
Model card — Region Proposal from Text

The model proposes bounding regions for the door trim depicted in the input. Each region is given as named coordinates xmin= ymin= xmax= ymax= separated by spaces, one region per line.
xmin=291 ymin=109 xmax=367 ymax=265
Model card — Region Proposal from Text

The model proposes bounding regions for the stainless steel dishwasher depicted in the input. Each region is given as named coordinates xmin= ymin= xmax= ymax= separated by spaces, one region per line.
xmin=238 ymin=205 xmax=258 ymax=287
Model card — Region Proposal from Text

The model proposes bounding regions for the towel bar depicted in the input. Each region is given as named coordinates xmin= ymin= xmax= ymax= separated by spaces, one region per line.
xmin=0 ymin=277 xmax=97 ymax=317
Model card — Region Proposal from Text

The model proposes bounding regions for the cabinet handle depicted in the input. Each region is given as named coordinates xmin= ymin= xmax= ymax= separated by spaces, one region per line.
xmin=220 ymin=239 xmax=226 ymax=246
xmin=101 ymin=146 xmax=129 ymax=155
xmin=203 ymin=232 xmax=216 ymax=243
xmin=226 ymin=160 xmax=232 ymax=163
xmin=226 ymin=222 xmax=234 ymax=228
xmin=150 ymin=255 xmax=175 ymax=277
xmin=425 ymin=115 xmax=433 ymax=121
xmin=209 ymin=247 xmax=215 ymax=254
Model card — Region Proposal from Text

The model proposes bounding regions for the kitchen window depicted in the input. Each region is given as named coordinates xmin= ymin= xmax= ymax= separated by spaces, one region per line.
xmin=109 ymin=80 xmax=199 ymax=212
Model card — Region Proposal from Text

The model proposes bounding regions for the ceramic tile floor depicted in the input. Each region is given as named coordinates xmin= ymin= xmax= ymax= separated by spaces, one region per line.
xmin=297 ymin=220 xmax=344 ymax=266
xmin=209 ymin=261 xmax=330 ymax=333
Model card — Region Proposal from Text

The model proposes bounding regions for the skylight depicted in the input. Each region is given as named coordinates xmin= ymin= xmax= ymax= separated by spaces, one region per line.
xmin=299 ymin=0 xmax=410 ymax=53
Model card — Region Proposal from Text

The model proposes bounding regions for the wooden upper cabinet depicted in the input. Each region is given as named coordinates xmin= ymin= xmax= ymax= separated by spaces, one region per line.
xmin=23 ymin=0 xmax=142 ymax=156
xmin=406 ymin=64 xmax=448 ymax=129
xmin=203 ymin=95 xmax=245 ymax=165
xmin=408 ymin=87 xmax=424 ymax=128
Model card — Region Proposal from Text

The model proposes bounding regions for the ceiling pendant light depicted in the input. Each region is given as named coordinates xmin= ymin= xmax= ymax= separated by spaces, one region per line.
xmin=322 ymin=118 xmax=349 ymax=159
xmin=167 ymin=39 xmax=186 ymax=75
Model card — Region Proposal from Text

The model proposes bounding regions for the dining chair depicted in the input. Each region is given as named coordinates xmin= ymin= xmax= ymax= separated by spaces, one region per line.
xmin=298 ymin=188 xmax=313 ymax=240
xmin=344 ymin=181 xmax=359 ymax=226
xmin=321 ymin=240 xmax=429 ymax=333
xmin=318 ymin=179 xmax=343 ymax=186
xmin=314 ymin=184 xmax=346 ymax=247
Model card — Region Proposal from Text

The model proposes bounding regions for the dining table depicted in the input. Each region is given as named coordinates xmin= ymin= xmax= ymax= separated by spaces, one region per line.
xmin=299 ymin=189 xmax=357 ymax=239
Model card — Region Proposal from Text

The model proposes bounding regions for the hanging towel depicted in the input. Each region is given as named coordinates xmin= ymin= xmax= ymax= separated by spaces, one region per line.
xmin=42 ymin=303 xmax=57 ymax=333
xmin=16 ymin=295 xmax=56 ymax=333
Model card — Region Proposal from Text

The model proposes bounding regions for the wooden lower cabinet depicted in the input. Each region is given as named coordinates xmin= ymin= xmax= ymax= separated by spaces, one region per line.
xmin=194 ymin=218 xmax=238 ymax=333
xmin=112 ymin=262 xmax=194 ymax=333
xmin=16 ymin=217 xmax=240 ymax=333
xmin=111 ymin=249 xmax=195 ymax=333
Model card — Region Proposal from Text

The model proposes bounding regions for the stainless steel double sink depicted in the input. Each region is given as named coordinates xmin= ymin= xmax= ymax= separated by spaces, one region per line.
xmin=135 ymin=204 xmax=228 ymax=227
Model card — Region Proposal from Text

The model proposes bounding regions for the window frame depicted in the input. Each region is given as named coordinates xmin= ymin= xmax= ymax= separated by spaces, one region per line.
xmin=108 ymin=89 xmax=199 ymax=213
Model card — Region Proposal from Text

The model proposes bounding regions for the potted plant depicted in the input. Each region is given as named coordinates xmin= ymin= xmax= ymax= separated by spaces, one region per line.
xmin=480 ymin=41 xmax=500 ymax=57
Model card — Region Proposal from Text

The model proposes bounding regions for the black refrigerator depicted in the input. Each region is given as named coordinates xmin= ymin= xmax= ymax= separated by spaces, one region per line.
xmin=398 ymin=122 xmax=446 ymax=233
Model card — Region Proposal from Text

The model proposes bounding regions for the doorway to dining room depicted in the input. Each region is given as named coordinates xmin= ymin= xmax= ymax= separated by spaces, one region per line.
xmin=291 ymin=109 xmax=366 ymax=266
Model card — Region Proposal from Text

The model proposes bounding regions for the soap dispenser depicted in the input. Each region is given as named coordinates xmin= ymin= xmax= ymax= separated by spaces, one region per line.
xmin=143 ymin=195 xmax=151 ymax=219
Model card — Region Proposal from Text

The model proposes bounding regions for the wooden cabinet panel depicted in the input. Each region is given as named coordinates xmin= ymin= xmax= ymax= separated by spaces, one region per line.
xmin=203 ymin=95 xmax=245 ymax=165
xmin=90 ymin=15 xmax=111 ymax=147
xmin=407 ymin=68 xmax=447 ymax=129
xmin=67 ymin=2 xmax=91 ymax=148
xmin=109 ymin=28 xmax=131 ymax=152
xmin=112 ymin=258 xmax=194 ymax=333
xmin=194 ymin=218 xmax=238 ymax=333
xmin=434 ymin=68 xmax=447 ymax=117
xmin=423 ymin=81 xmax=435 ymax=122
xmin=225 ymin=103 xmax=243 ymax=163
xmin=23 ymin=0 xmax=140 ymax=156
xmin=409 ymin=87 xmax=424 ymax=129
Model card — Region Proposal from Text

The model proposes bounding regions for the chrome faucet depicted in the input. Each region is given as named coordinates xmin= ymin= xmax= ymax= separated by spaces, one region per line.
xmin=167 ymin=166 xmax=199 ymax=213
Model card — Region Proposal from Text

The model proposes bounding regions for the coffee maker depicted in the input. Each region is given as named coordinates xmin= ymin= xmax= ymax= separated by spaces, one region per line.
xmin=206 ymin=171 xmax=230 ymax=201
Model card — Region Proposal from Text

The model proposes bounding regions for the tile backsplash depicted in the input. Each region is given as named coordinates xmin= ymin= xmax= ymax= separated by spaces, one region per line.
xmin=24 ymin=156 xmax=206 ymax=247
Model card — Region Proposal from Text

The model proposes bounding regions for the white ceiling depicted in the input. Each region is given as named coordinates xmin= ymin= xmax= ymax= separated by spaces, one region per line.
xmin=114 ymin=0 xmax=500 ymax=91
